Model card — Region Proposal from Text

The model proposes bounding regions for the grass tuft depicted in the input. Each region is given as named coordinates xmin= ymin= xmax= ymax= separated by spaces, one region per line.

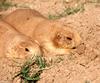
xmin=13 ymin=55 xmax=47 ymax=83
xmin=0 ymin=0 xmax=14 ymax=10
xmin=35 ymin=56 xmax=46 ymax=69
xmin=48 ymin=3 xmax=85 ymax=20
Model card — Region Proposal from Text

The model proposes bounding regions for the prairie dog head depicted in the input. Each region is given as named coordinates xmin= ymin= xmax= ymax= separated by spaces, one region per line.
xmin=5 ymin=35 xmax=42 ymax=59
xmin=52 ymin=22 xmax=81 ymax=49
xmin=33 ymin=20 xmax=81 ymax=55
xmin=54 ymin=31 xmax=74 ymax=49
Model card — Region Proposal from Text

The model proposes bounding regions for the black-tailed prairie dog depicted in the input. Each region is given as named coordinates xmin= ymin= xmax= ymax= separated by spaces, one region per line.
xmin=3 ymin=9 xmax=81 ymax=56
xmin=33 ymin=20 xmax=81 ymax=56
xmin=0 ymin=20 xmax=41 ymax=59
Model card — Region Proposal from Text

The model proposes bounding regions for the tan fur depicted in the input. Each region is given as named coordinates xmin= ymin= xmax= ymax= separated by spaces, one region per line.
xmin=33 ymin=20 xmax=81 ymax=56
xmin=0 ymin=20 xmax=41 ymax=59
xmin=3 ymin=9 xmax=46 ymax=37
xmin=3 ymin=9 xmax=81 ymax=56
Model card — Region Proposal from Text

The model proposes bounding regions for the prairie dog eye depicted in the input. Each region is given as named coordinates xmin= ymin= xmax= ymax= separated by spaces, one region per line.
xmin=25 ymin=47 xmax=30 ymax=52
xmin=66 ymin=37 xmax=72 ymax=40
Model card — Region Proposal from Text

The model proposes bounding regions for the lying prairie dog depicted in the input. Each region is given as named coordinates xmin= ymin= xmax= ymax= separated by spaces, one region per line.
xmin=0 ymin=20 xmax=42 ymax=59
xmin=3 ymin=9 xmax=46 ymax=37
xmin=33 ymin=20 xmax=81 ymax=56
xmin=3 ymin=9 xmax=81 ymax=56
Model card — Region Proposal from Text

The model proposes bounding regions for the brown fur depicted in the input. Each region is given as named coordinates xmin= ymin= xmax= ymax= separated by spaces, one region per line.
xmin=3 ymin=9 xmax=81 ymax=56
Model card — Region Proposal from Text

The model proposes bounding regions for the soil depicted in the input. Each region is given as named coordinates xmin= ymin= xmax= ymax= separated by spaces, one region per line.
xmin=0 ymin=0 xmax=100 ymax=83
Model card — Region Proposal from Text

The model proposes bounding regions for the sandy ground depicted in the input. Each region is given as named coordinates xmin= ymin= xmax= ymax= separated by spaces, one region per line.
xmin=0 ymin=0 xmax=100 ymax=83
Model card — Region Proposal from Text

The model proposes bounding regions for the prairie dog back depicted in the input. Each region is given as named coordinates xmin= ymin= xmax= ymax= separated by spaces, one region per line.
xmin=3 ymin=9 xmax=46 ymax=37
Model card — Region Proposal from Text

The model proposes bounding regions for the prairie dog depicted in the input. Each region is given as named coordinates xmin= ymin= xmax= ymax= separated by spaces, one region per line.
xmin=0 ymin=20 xmax=41 ymax=59
xmin=33 ymin=20 xmax=81 ymax=56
